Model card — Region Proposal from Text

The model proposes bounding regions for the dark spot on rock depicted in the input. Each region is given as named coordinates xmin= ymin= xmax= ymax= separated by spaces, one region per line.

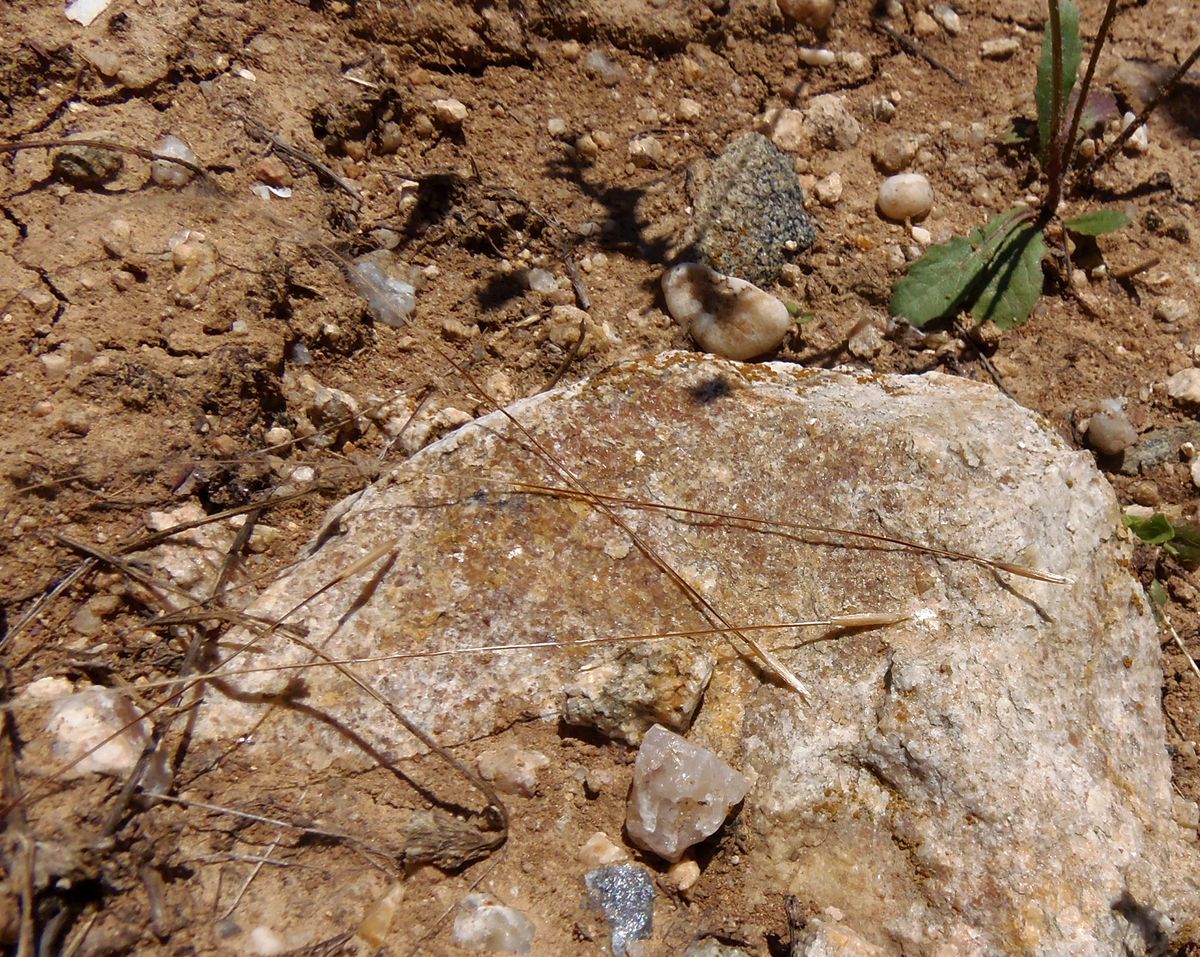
xmin=691 ymin=375 xmax=732 ymax=404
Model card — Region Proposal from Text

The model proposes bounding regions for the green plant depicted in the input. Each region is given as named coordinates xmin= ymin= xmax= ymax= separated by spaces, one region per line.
xmin=1123 ymin=512 xmax=1200 ymax=570
xmin=889 ymin=0 xmax=1199 ymax=331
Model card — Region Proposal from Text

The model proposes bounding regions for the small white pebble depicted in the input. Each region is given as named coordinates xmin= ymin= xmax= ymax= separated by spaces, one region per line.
xmin=665 ymin=859 xmax=702 ymax=893
xmin=1166 ymin=368 xmax=1200 ymax=406
xmin=797 ymin=47 xmax=836 ymax=67
xmin=871 ymin=96 xmax=897 ymax=121
xmin=40 ymin=352 xmax=70 ymax=380
xmin=1122 ymin=112 xmax=1149 ymax=154
xmin=629 ymin=135 xmax=664 ymax=168
xmin=814 ymin=171 xmax=843 ymax=206
xmin=838 ymin=51 xmax=870 ymax=72
xmin=912 ymin=10 xmax=939 ymax=35
xmin=980 ymin=37 xmax=1020 ymax=60
xmin=547 ymin=117 xmax=567 ymax=137
xmin=1155 ymin=299 xmax=1190 ymax=323
xmin=290 ymin=465 xmax=316 ymax=483
xmin=676 ymin=97 xmax=702 ymax=122
xmin=878 ymin=173 xmax=933 ymax=221
xmin=583 ymin=49 xmax=625 ymax=86
xmin=150 ymin=134 xmax=197 ymax=187
xmin=910 ymin=225 xmax=932 ymax=244
xmin=663 ymin=263 xmax=792 ymax=360
xmin=264 ymin=426 xmax=293 ymax=447
xmin=579 ymin=831 xmax=628 ymax=867
xmin=575 ymin=133 xmax=599 ymax=159
xmin=431 ymin=98 xmax=468 ymax=126
xmin=932 ymin=3 xmax=961 ymax=34
xmin=247 ymin=926 xmax=286 ymax=956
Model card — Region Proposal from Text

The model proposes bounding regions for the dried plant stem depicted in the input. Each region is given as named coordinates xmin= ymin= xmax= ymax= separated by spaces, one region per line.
xmin=1058 ymin=0 xmax=1119 ymax=177
xmin=3 ymin=613 xmax=908 ymax=701
xmin=498 ymin=479 xmax=1069 ymax=584
xmin=151 ymin=793 xmax=396 ymax=860
xmin=1084 ymin=41 xmax=1200 ymax=178
xmin=0 ymin=137 xmax=210 ymax=180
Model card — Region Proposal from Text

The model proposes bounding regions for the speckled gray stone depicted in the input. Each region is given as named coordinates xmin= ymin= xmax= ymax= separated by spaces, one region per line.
xmin=682 ymin=133 xmax=815 ymax=285
xmin=1119 ymin=422 xmax=1200 ymax=475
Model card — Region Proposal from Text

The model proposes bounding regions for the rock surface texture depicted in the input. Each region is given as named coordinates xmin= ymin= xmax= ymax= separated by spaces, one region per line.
xmin=680 ymin=133 xmax=815 ymax=285
xmin=195 ymin=353 xmax=1199 ymax=954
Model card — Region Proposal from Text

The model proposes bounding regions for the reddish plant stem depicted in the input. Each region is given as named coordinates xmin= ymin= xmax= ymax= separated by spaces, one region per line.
xmin=1058 ymin=0 xmax=1119 ymax=179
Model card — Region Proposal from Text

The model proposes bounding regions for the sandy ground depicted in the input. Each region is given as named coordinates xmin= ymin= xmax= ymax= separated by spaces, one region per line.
xmin=2 ymin=0 xmax=1199 ymax=953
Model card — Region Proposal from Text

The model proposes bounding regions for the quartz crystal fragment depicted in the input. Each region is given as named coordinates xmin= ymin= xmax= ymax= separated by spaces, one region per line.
xmin=452 ymin=894 xmax=535 ymax=954
xmin=624 ymin=724 xmax=750 ymax=862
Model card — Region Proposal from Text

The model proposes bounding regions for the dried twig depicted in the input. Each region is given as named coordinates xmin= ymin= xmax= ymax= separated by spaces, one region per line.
xmin=241 ymin=117 xmax=363 ymax=208
xmin=1082 ymin=41 xmax=1200 ymax=178
xmin=871 ymin=18 xmax=966 ymax=86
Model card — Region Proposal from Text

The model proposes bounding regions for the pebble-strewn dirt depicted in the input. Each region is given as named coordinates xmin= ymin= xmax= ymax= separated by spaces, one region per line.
xmin=2 ymin=0 xmax=1199 ymax=953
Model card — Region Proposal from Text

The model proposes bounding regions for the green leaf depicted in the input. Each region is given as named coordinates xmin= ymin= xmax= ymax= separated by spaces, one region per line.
xmin=1036 ymin=0 xmax=1082 ymax=167
xmin=1064 ymin=209 xmax=1131 ymax=236
xmin=1149 ymin=578 xmax=1168 ymax=608
xmin=889 ymin=212 xmax=1024 ymax=328
xmin=1166 ymin=521 xmax=1200 ymax=569
xmin=969 ymin=225 xmax=1047 ymax=330
xmin=1123 ymin=512 xmax=1176 ymax=545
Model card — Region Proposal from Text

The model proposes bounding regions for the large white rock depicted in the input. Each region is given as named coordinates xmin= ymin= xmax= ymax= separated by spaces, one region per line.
xmin=189 ymin=353 xmax=1199 ymax=953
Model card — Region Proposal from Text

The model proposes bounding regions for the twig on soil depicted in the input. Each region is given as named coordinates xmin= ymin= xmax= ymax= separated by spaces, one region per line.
xmin=241 ymin=117 xmax=364 ymax=209
xmin=1163 ymin=609 xmax=1200 ymax=685
xmin=1111 ymin=255 xmax=1160 ymax=281
xmin=953 ymin=320 xmax=1015 ymax=400
xmin=150 ymin=793 xmax=398 ymax=863
xmin=47 ymin=614 xmax=906 ymax=697
xmin=218 ymin=817 xmax=289 ymax=920
xmin=543 ymin=308 xmax=587 ymax=392
xmin=871 ymin=18 xmax=966 ymax=86
xmin=1081 ymin=41 xmax=1200 ymax=180
xmin=3 ymin=560 xmax=94 ymax=651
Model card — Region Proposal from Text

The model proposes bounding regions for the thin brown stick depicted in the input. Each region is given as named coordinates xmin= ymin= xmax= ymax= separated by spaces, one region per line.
xmin=490 ymin=477 xmax=1069 ymax=584
xmin=241 ymin=117 xmax=363 ymax=208
xmin=1111 ymin=256 xmax=1160 ymax=281
xmin=1043 ymin=0 xmax=1067 ymax=213
xmin=3 ymin=613 xmax=906 ymax=702
xmin=953 ymin=320 xmax=1015 ymax=401
xmin=1083 ymin=41 xmax=1200 ymax=178
xmin=277 ymin=628 xmax=509 ymax=840
xmin=151 ymin=793 xmax=396 ymax=860
xmin=871 ymin=17 xmax=966 ymax=86
xmin=1058 ymin=0 xmax=1119 ymax=177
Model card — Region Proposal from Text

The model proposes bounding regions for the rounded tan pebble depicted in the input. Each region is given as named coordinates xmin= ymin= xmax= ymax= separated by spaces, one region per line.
xmin=662 ymin=263 xmax=792 ymax=361
xmin=878 ymin=173 xmax=933 ymax=221
xmin=253 ymin=156 xmax=292 ymax=188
